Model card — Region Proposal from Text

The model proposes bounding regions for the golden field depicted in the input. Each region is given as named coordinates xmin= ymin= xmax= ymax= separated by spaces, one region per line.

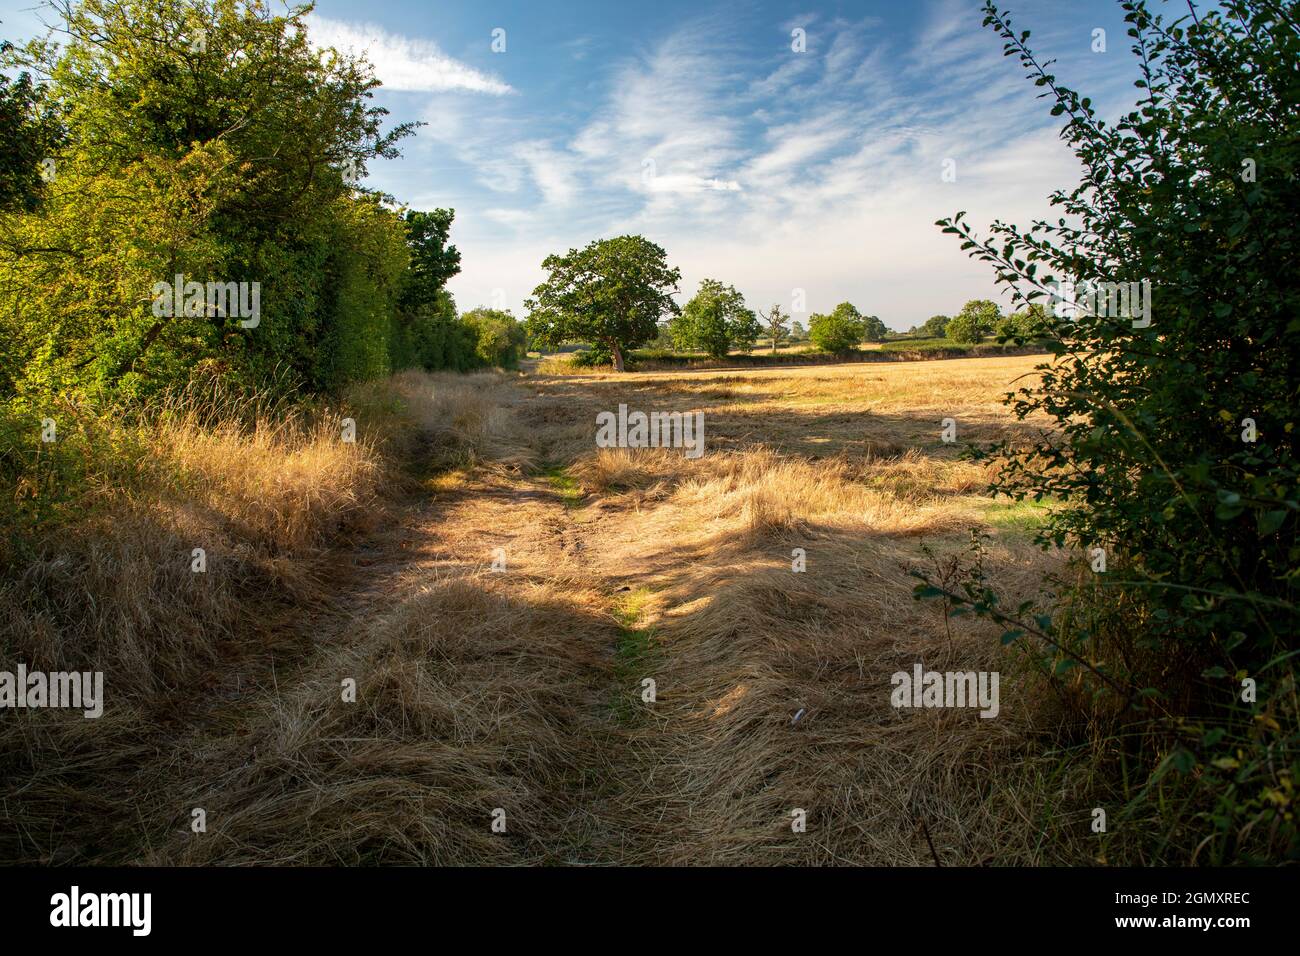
xmin=3 ymin=355 xmax=1115 ymax=865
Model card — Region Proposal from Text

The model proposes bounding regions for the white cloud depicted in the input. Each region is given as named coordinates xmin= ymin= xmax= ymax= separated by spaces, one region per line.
xmin=514 ymin=142 xmax=581 ymax=206
xmin=647 ymin=174 xmax=742 ymax=194
xmin=483 ymin=208 xmax=539 ymax=229
xmin=571 ymin=29 xmax=745 ymax=200
xmin=307 ymin=16 xmax=512 ymax=95
xmin=439 ymin=9 xmax=1104 ymax=328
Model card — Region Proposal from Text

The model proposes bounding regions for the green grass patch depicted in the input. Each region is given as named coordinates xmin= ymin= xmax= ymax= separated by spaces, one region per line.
xmin=982 ymin=497 xmax=1053 ymax=533
xmin=537 ymin=463 xmax=585 ymax=507
xmin=608 ymin=587 xmax=657 ymax=724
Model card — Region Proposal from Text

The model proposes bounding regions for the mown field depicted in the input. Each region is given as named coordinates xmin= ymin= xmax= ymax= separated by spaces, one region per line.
xmin=3 ymin=353 xmax=1136 ymax=865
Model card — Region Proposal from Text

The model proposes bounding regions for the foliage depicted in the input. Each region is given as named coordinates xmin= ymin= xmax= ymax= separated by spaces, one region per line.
xmin=649 ymin=322 xmax=674 ymax=350
xmin=808 ymin=301 xmax=865 ymax=353
xmin=398 ymin=209 xmax=461 ymax=314
xmin=995 ymin=301 xmax=1051 ymax=343
xmin=0 ymin=26 xmax=62 ymax=213
xmin=525 ymin=235 xmax=680 ymax=372
xmin=917 ymin=314 xmax=951 ymax=337
xmin=944 ymin=298 xmax=1001 ymax=344
xmin=0 ymin=0 xmax=439 ymax=403
xmin=462 ymin=308 xmax=527 ymax=369
xmin=670 ymin=278 xmax=759 ymax=359
xmin=928 ymin=0 xmax=1300 ymax=863
xmin=859 ymin=313 xmax=889 ymax=342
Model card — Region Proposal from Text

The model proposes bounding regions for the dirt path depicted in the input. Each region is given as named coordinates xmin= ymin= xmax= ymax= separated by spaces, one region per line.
xmin=146 ymin=361 xmax=1068 ymax=865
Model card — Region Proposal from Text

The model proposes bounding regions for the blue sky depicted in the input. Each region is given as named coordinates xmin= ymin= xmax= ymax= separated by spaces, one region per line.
xmin=2 ymin=0 xmax=1147 ymax=328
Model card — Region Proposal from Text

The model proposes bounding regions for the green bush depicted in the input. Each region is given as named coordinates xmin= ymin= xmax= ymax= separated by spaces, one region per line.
xmin=463 ymin=308 xmax=528 ymax=369
xmin=808 ymin=302 xmax=865 ymax=353
xmin=930 ymin=0 xmax=1299 ymax=863
xmin=0 ymin=0 xmax=475 ymax=406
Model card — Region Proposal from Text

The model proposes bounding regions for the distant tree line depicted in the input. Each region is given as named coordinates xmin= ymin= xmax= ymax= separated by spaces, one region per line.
xmin=525 ymin=236 xmax=904 ymax=368
xmin=906 ymin=299 xmax=1051 ymax=345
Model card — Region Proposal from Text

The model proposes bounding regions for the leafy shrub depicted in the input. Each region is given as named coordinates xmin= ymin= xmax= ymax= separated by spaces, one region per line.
xmin=808 ymin=302 xmax=865 ymax=353
xmin=928 ymin=0 xmax=1299 ymax=863
xmin=462 ymin=308 xmax=528 ymax=369
xmin=944 ymin=299 xmax=1000 ymax=344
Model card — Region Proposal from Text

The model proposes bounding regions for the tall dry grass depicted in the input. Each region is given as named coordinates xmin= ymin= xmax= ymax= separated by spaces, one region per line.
xmin=2 ymin=394 xmax=382 ymax=698
xmin=0 ymin=369 xmax=526 ymax=864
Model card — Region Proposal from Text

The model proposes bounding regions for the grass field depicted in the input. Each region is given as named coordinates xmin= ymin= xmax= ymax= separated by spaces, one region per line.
xmin=542 ymin=339 xmax=1048 ymax=373
xmin=3 ymin=354 xmax=1120 ymax=865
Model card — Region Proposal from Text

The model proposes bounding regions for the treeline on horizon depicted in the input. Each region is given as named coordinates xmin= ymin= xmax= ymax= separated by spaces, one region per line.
xmin=523 ymin=235 xmax=1053 ymax=371
xmin=0 ymin=0 xmax=527 ymax=418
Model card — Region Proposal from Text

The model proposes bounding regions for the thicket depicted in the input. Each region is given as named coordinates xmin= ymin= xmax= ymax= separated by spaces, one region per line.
xmin=924 ymin=0 xmax=1299 ymax=863
xmin=1 ymin=1 xmax=521 ymax=538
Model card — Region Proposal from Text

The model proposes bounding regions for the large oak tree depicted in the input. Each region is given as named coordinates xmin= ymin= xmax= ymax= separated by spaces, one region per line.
xmin=525 ymin=235 xmax=680 ymax=372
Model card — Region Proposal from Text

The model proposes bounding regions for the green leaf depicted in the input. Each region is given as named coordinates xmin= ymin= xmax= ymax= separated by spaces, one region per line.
xmin=1258 ymin=510 xmax=1287 ymax=535
xmin=1171 ymin=749 xmax=1196 ymax=774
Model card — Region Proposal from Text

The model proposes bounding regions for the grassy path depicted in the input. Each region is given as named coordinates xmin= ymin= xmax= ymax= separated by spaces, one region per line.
xmin=5 ymin=358 xmax=1095 ymax=865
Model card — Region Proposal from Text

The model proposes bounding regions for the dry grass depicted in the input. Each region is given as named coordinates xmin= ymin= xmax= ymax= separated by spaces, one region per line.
xmin=584 ymin=449 xmax=1081 ymax=864
xmin=353 ymin=369 xmax=536 ymax=475
xmin=518 ymin=354 xmax=1097 ymax=864
xmin=2 ymin=399 xmax=383 ymax=701
xmin=0 ymin=369 xmax=539 ymax=863
xmin=3 ymin=355 xmax=1105 ymax=866
xmin=149 ymin=574 xmax=614 ymax=865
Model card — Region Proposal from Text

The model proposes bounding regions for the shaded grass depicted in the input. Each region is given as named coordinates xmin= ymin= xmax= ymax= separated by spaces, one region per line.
xmin=982 ymin=498 xmax=1053 ymax=534
xmin=608 ymin=587 xmax=657 ymax=726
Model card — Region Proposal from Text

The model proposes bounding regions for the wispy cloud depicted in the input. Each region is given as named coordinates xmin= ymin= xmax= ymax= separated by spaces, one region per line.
xmin=408 ymin=1 xmax=1137 ymax=324
xmin=571 ymin=27 xmax=747 ymax=203
xmin=308 ymin=15 xmax=513 ymax=95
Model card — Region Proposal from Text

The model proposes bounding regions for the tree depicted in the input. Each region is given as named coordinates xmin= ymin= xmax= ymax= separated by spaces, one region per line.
xmin=759 ymin=304 xmax=788 ymax=353
xmin=995 ymin=302 xmax=1049 ymax=342
xmin=859 ymin=314 xmax=889 ymax=343
xmin=789 ymin=320 xmax=805 ymax=341
xmin=670 ymin=279 xmax=758 ymax=359
xmin=729 ymin=295 xmax=762 ymax=353
xmin=936 ymin=0 xmax=1300 ymax=860
xmin=525 ymin=235 xmax=680 ymax=372
xmin=809 ymin=302 xmax=865 ymax=354
xmin=918 ymin=314 xmax=950 ymax=338
xmin=462 ymin=308 xmax=527 ymax=368
xmin=0 ymin=26 xmax=61 ymax=213
xmin=388 ymin=207 xmax=469 ymax=371
xmin=944 ymin=299 xmax=1000 ymax=344
xmin=0 ymin=0 xmax=419 ymax=399
xmin=399 ymin=209 xmax=461 ymax=313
